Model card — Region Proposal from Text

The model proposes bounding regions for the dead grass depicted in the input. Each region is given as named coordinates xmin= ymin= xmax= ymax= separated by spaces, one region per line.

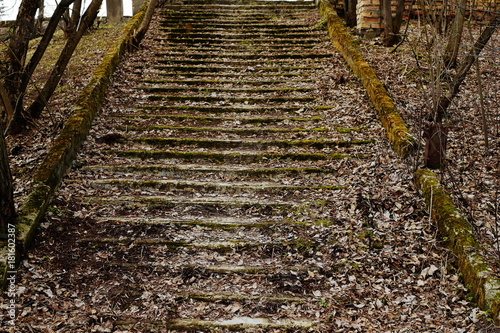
xmin=5 ymin=22 xmax=127 ymax=204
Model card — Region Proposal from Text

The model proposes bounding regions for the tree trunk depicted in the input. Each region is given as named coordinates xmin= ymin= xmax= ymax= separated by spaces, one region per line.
xmin=392 ymin=0 xmax=405 ymax=34
xmin=0 ymin=115 xmax=15 ymax=239
xmin=8 ymin=0 xmax=76 ymax=132
xmin=3 ymin=0 xmax=40 ymax=116
xmin=0 ymin=83 xmax=13 ymax=129
xmin=381 ymin=0 xmax=393 ymax=44
xmin=435 ymin=13 xmax=499 ymax=121
xmin=36 ymin=0 xmax=45 ymax=34
xmin=27 ymin=0 xmax=103 ymax=119
xmin=443 ymin=0 xmax=467 ymax=68
xmin=131 ymin=0 xmax=158 ymax=48
xmin=423 ymin=122 xmax=448 ymax=169
xmin=133 ymin=0 xmax=146 ymax=15
xmin=71 ymin=0 xmax=83 ymax=30
xmin=344 ymin=0 xmax=357 ymax=27
xmin=381 ymin=0 xmax=405 ymax=46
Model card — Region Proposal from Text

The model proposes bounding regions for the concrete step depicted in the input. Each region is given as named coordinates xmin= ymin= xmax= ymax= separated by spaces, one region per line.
xmin=132 ymin=105 xmax=330 ymax=115
xmin=154 ymin=51 xmax=331 ymax=60
xmin=83 ymin=164 xmax=337 ymax=179
xmin=95 ymin=216 xmax=277 ymax=229
xmin=110 ymin=113 xmax=321 ymax=124
xmin=140 ymin=78 xmax=316 ymax=86
xmin=160 ymin=26 xmax=321 ymax=33
xmin=88 ymin=178 xmax=342 ymax=194
xmin=138 ymin=86 xmax=315 ymax=94
xmin=146 ymin=94 xmax=317 ymax=104
xmin=128 ymin=137 xmax=374 ymax=150
xmin=158 ymin=37 xmax=322 ymax=44
xmin=102 ymin=149 xmax=354 ymax=163
xmin=153 ymin=58 xmax=320 ymax=66
xmin=114 ymin=317 xmax=315 ymax=331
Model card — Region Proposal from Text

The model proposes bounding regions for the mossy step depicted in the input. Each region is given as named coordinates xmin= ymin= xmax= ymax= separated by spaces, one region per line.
xmin=164 ymin=32 xmax=323 ymax=39
xmin=160 ymin=9 xmax=312 ymax=13
xmin=185 ymin=291 xmax=307 ymax=303
xmin=135 ymin=104 xmax=329 ymax=114
xmin=164 ymin=27 xmax=321 ymax=34
xmin=84 ymin=164 xmax=336 ymax=178
xmin=132 ymin=137 xmax=375 ymax=149
xmin=161 ymin=27 xmax=319 ymax=34
xmin=162 ymin=3 xmax=315 ymax=8
xmin=84 ymin=195 xmax=293 ymax=210
xmin=96 ymin=216 xmax=276 ymax=229
xmin=147 ymin=71 xmax=313 ymax=78
xmin=161 ymin=4 xmax=316 ymax=10
xmin=160 ymin=23 xmax=314 ymax=30
xmin=152 ymin=42 xmax=320 ymax=50
xmin=116 ymin=125 xmax=327 ymax=134
xmin=159 ymin=37 xmax=321 ymax=44
xmin=155 ymin=52 xmax=331 ymax=60
xmin=146 ymin=95 xmax=316 ymax=104
xmin=160 ymin=12 xmax=314 ymax=19
xmin=140 ymin=78 xmax=314 ymax=86
xmin=139 ymin=86 xmax=314 ymax=94
xmin=89 ymin=179 xmax=342 ymax=193
xmin=159 ymin=22 xmax=313 ymax=29
xmin=160 ymin=14 xmax=312 ymax=21
xmin=153 ymin=65 xmax=321 ymax=74
xmin=183 ymin=264 xmax=321 ymax=275
xmin=161 ymin=7 xmax=315 ymax=14
xmin=76 ymin=238 xmax=284 ymax=250
xmin=115 ymin=317 xmax=314 ymax=331
xmin=154 ymin=58 xmax=317 ymax=66
xmin=163 ymin=1 xmax=315 ymax=7
xmin=103 ymin=149 xmax=353 ymax=163
xmin=111 ymin=114 xmax=321 ymax=124
xmin=160 ymin=10 xmax=313 ymax=16
xmin=78 ymin=238 xmax=320 ymax=254
xmin=164 ymin=0 xmax=315 ymax=6
xmin=156 ymin=37 xmax=321 ymax=45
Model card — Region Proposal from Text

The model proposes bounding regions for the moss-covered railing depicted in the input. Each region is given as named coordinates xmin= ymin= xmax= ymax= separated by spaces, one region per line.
xmin=318 ymin=0 xmax=416 ymax=158
xmin=0 ymin=1 xmax=151 ymax=289
xmin=415 ymin=169 xmax=500 ymax=322
xmin=317 ymin=0 xmax=500 ymax=322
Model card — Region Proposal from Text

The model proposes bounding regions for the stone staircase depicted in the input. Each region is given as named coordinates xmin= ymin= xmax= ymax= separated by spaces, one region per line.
xmin=66 ymin=1 xmax=379 ymax=331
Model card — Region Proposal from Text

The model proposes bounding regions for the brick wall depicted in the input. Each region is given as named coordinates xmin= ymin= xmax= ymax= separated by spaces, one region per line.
xmin=355 ymin=0 xmax=498 ymax=34
xmin=356 ymin=0 xmax=382 ymax=31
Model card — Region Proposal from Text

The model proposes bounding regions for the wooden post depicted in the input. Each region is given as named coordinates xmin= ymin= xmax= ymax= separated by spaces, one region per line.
xmin=132 ymin=0 xmax=146 ymax=15
xmin=106 ymin=0 xmax=123 ymax=23
xmin=423 ymin=122 xmax=448 ymax=169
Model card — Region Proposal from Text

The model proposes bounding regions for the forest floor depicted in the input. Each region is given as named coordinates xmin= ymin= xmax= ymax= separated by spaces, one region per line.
xmin=358 ymin=24 xmax=500 ymax=273
xmin=1 ymin=4 xmax=499 ymax=332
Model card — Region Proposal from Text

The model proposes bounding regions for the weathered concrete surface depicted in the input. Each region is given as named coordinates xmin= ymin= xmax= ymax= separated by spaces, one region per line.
xmin=107 ymin=0 xmax=124 ymax=22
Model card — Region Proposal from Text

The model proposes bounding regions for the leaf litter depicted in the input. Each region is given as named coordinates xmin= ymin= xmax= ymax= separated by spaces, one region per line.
xmin=2 ymin=4 xmax=498 ymax=333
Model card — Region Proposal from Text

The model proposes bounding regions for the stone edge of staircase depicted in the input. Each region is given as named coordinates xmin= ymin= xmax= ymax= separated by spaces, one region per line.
xmin=318 ymin=0 xmax=416 ymax=159
xmin=317 ymin=0 xmax=500 ymax=322
xmin=0 ymin=1 xmax=151 ymax=289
